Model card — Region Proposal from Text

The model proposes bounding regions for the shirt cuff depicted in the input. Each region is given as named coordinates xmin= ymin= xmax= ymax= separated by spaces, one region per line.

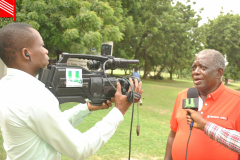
xmin=102 ymin=107 xmax=124 ymax=129
xmin=204 ymin=122 xmax=212 ymax=134
xmin=75 ymin=103 xmax=93 ymax=114
xmin=204 ymin=122 xmax=220 ymax=141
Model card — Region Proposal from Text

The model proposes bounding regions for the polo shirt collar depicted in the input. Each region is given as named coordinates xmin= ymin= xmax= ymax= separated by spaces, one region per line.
xmin=208 ymin=82 xmax=225 ymax=101
xmin=7 ymin=68 xmax=45 ymax=87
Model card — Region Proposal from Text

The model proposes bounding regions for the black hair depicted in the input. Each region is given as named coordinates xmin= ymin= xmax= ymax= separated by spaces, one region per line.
xmin=0 ymin=23 xmax=35 ymax=66
xmin=134 ymin=66 xmax=139 ymax=71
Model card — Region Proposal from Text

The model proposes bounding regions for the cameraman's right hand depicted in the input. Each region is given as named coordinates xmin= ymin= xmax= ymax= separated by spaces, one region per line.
xmin=114 ymin=78 xmax=143 ymax=115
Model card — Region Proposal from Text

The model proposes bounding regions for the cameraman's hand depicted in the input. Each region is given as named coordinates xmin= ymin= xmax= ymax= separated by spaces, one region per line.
xmin=87 ymin=100 xmax=113 ymax=111
xmin=114 ymin=78 xmax=143 ymax=115
xmin=185 ymin=109 xmax=208 ymax=131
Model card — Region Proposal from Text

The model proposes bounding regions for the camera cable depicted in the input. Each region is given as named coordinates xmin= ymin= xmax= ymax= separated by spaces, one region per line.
xmin=103 ymin=62 xmax=136 ymax=160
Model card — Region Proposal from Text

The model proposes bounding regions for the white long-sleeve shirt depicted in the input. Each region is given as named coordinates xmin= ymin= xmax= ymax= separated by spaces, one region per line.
xmin=0 ymin=68 xmax=124 ymax=160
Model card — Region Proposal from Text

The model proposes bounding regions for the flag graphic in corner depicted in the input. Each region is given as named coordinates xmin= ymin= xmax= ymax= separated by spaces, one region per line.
xmin=0 ymin=0 xmax=13 ymax=18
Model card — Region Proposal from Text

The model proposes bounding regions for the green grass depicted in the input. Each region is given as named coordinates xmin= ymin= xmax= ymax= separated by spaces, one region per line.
xmin=1 ymin=77 xmax=240 ymax=160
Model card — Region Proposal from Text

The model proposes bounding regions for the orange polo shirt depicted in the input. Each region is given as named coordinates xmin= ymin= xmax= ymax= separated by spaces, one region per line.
xmin=170 ymin=82 xmax=240 ymax=160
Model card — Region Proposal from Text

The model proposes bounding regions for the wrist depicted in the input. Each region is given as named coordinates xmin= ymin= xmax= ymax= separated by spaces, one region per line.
xmin=199 ymin=119 xmax=208 ymax=131
xmin=115 ymin=102 xmax=131 ymax=115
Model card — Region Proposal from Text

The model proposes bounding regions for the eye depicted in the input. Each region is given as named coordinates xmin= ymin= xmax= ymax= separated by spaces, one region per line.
xmin=192 ymin=66 xmax=196 ymax=71
xmin=201 ymin=66 xmax=206 ymax=70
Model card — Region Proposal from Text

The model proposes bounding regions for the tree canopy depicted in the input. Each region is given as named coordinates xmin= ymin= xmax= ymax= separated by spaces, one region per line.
xmin=1 ymin=0 xmax=239 ymax=80
xmin=202 ymin=11 xmax=240 ymax=71
xmin=1 ymin=0 xmax=125 ymax=59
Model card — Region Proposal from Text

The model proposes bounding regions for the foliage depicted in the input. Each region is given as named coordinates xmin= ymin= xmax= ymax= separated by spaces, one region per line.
xmin=159 ymin=1 xmax=203 ymax=80
xmin=223 ymin=64 xmax=240 ymax=84
xmin=1 ymin=0 xmax=125 ymax=59
xmin=114 ymin=0 xmax=203 ymax=79
xmin=202 ymin=11 xmax=240 ymax=72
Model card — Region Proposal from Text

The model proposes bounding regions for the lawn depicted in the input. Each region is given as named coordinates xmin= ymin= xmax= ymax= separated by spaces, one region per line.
xmin=1 ymin=77 xmax=240 ymax=160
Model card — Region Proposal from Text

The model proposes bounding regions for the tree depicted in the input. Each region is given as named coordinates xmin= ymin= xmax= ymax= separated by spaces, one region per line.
xmin=114 ymin=0 xmax=203 ymax=79
xmin=223 ymin=64 xmax=240 ymax=84
xmin=114 ymin=0 xmax=172 ymax=78
xmin=1 ymin=0 xmax=125 ymax=59
xmin=203 ymin=11 xmax=240 ymax=72
xmin=160 ymin=1 xmax=203 ymax=80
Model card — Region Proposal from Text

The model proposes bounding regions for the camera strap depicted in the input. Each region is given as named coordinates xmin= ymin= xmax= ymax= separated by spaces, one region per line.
xmin=126 ymin=91 xmax=141 ymax=103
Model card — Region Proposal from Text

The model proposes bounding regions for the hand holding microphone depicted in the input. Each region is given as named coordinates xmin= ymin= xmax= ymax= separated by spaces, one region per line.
xmin=182 ymin=87 xmax=209 ymax=130
xmin=185 ymin=109 xmax=208 ymax=131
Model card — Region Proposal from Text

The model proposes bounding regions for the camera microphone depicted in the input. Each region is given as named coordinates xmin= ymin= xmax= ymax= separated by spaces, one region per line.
xmin=105 ymin=58 xmax=139 ymax=70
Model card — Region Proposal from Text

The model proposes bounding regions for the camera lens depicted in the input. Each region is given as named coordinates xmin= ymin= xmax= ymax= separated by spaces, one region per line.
xmin=87 ymin=60 xmax=100 ymax=70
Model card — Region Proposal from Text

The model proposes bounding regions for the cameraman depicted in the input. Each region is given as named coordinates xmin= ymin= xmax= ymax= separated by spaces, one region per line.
xmin=0 ymin=23 xmax=143 ymax=160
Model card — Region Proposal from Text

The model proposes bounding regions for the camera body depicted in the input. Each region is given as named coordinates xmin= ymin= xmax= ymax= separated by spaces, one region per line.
xmin=38 ymin=53 xmax=140 ymax=106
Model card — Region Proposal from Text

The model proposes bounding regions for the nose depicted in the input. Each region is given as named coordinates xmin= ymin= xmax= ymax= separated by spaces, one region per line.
xmin=45 ymin=48 xmax=48 ymax=55
xmin=193 ymin=66 xmax=201 ymax=75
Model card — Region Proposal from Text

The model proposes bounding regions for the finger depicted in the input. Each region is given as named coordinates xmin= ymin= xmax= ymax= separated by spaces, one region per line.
xmin=116 ymin=82 xmax=122 ymax=94
xmin=134 ymin=79 xmax=139 ymax=92
xmin=102 ymin=103 xmax=109 ymax=109
xmin=185 ymin=109 xmax=194 ymax=114
xmin=128 ymin=78 xmax=133 ymax=92
xmin=138 ymin=81 xmax=142 ymax=94
xmin=106 ymin=100 xmax=113 ymax=107
xmin=186 ymin=115 xmax=191 ymax=119
xmin=111 ymin=97 xmax=115 ymax=103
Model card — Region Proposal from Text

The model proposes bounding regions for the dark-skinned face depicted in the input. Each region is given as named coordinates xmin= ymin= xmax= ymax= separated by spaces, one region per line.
xmin=191 ymin=54 xmax=220 ymax=94
xmin=27 ymin=28 xmax=49 ymax=70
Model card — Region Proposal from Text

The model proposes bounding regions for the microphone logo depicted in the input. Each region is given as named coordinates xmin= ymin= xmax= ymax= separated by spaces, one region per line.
xmin=185 ymin=99 xmax=195 ymax=108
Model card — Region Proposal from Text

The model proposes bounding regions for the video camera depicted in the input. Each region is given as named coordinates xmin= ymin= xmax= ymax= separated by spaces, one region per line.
xmin=38 ymin=53 xmax=141 ymax=106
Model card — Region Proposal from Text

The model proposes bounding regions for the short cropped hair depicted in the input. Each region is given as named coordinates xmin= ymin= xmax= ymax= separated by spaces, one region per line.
xmin=197 ymin=49 xmax=225 ymax=71
xmin=0 ymin=23 xmax=35 ymax=66
xmin=134 ymin=66 xmax=139 ymax=71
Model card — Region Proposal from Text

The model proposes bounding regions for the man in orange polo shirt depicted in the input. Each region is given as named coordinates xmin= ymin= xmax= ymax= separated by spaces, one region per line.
xmin=164 ymin=49 xmax=240 ymax=160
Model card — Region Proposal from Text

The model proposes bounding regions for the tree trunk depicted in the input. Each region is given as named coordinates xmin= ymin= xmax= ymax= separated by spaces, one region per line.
xmin=142 ymin=49 xmax=150 ymax=79
xmin=155 ymin=67 xmax=164 ymax=80
xmin=134 ymin=30 xmax=148 ymax=60
xmin=225 ymin=77 xmax=228 ymax=85
xmin=170 ymin=71 xmax=173 ymax=80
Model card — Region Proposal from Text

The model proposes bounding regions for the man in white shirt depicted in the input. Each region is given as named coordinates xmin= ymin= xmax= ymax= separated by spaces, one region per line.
xmin=0 ymin=23 xmax=143 ymax=160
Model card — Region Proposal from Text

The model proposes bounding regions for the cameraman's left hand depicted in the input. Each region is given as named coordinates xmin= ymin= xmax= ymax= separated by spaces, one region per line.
xmin=87 ymin=100 xmax=113 ymax=111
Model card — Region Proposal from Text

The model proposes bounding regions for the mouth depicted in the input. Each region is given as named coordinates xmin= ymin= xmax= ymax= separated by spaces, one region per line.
xmin=193 ymin=78 xmax=202 ymax=84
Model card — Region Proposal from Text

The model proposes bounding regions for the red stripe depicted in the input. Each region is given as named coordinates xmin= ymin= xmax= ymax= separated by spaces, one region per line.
xmin=14 ymin=0 xmax=15 ymax=21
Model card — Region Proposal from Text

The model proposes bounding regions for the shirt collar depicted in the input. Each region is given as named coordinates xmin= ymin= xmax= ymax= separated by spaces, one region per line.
xmin=7 ymin=68 xmax=45 ymax=87
xmin=208 ymin=82 xmax=225 ymax=101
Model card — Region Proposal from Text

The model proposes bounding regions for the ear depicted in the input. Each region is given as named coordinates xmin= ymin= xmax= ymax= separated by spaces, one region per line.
xmin=21 ymin=48 xmax=31 ymax=61
xmin=217 ymin=68 xmax=224 ymax=79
